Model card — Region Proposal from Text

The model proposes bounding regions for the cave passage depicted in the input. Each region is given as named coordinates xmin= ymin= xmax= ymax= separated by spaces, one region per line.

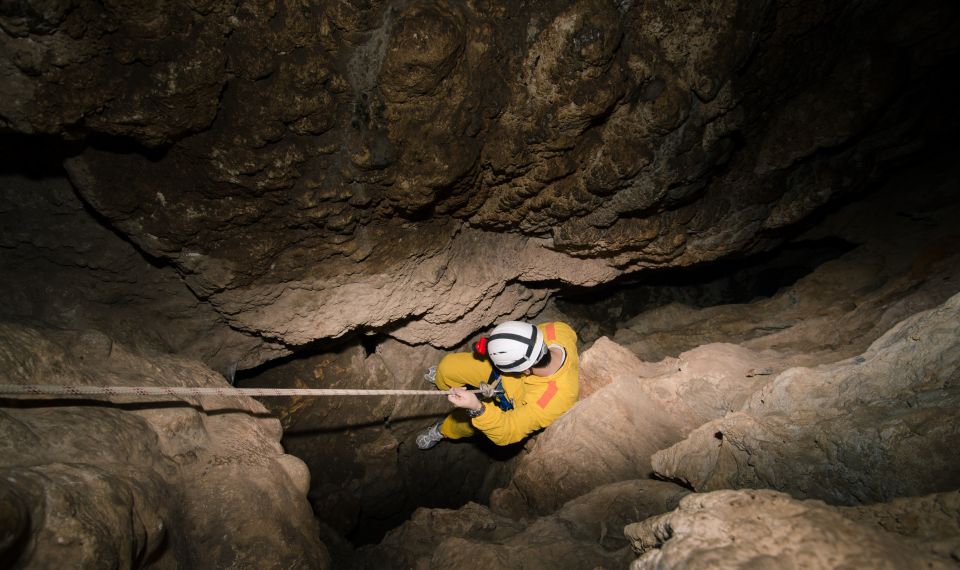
xmin=237 ymin=229 xmax=859 ymax=546
xmin=2 ymin=1 xmax=960 ymax=568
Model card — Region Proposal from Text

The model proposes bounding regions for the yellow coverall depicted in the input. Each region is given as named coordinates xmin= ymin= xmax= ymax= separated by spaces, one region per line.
xmin=435 ymin=321 xmax=579 ymax=446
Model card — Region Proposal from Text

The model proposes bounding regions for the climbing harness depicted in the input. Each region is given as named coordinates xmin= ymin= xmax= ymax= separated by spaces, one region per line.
xmin=0 ymin=384 xmax=482 ymax=400
xmin=477 ymin=370 xmax=514 ymax=411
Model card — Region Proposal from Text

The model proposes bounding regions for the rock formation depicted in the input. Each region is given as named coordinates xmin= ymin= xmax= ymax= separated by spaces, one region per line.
xmin=0 ymin=171 xmax=287 ymax=374
xmin=0 ymin=323 xmax=326 ymax=568
xmin=325 ymin=158 xmax=960 ymax=565
xmin=651 ymin=289 xmax=960 ymax=505
xmin=2 ymin=0 xmax=960 ymax=568
xmin=356 ymin=479 xmax=690 ymax=569
xmin=4 ymin=0 xmax=958 ymax=353
xmin=625 ymin=489 xmax=959 ymax=569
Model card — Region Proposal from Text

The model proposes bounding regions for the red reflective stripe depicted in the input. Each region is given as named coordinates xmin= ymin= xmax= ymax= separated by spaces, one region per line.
xmin=544 ymin=323 xmax=556 ymax=342
xmin=537 ymin=381 xmax=558 ymax=408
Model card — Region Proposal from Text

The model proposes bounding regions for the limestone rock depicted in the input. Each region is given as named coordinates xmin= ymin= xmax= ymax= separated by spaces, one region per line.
xmin=651 ymin=291 xmax=960 ymax=505
xmin=839 ymin=491 xmax=960 ymax=563
xmin=496 ymin=339 xmax=782 ymax=516
xmin=355 ymin=502 xmax=525 ymax=569
xmin=0 ymin=322 xmax=327 ymax=568
xmin=612 ymin=156 xmax=960 ymax=365
xmin=625 ymin=489 xmax=953 ymax=569
xmin=3 ymin=1 xmax=955 ymax=350
xmin=0 ymin=172 xmax=287 ymax=373
xmin=355 ymin=479 xmax=689 ymax=570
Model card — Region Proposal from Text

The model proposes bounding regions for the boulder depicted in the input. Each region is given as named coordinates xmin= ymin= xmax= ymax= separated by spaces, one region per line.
xmin=625 ymin=489 xmax=954 ymax=569
xmin=0 ymin=322 xmax=327 ymax=568
xmin=356 ymin=478 xmax=689 ymax=569
xmin=495 ymin=339 xmax=782 ymax=515
xmin=651 ymin=291 xmax=960 ymax=505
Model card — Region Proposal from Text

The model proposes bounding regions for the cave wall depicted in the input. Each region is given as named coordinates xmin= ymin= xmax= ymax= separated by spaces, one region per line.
xmin=3 ymin=0 xmax=960 ymax=568
xmin=3 ymin=0 xmax=958 ymax=356
xmin=0 ymin=170 xmax=287 ymax=373
xmin=0 ymin=323 xmax=327 ymax=568
xmin=347 ymin=158 xmax=960 ymax=569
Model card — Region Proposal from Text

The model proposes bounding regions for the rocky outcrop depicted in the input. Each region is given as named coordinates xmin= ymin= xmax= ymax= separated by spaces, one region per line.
xmin=3 ymin=0 xmax=957 ymax=350
xmin=840 ymin=491 xmax=960 ymax=563
xmin=0 ymin=172 xmax=286 ymax=373
xmin=0 ymin=322 xmax=326 ymax=568
xmin=625 ymin=489 xmax=957 ymax=569
xmin=355 ymin=479 xmax=689 ymax=569
xmin=489 ymin=339 xmax=782 ymax=516
xmin=611 ymin=152 xmax=960 ymax=364
xmin=650 ymin=290 xmax=960 ymax=505
xmin=475 ymin=156 xmax=960 ymax=530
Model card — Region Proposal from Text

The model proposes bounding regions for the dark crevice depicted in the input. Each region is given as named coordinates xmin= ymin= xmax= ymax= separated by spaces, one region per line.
xmin=346 ymin=435 xmax=525 ymax=547
xmin=649 ymin=471 xmax=696 ymax=492
xmin=0 ymin=133 xmax=78 ymax=178
xmin=234 ymin=319 xmax=420 ymax=381
xmin=0 ymin=133 xmax=174 ymax=272
xmin=553 ymin=236 xmax=857 ymax=331
xmin=359 ymin=333 xmax=382 ymax=357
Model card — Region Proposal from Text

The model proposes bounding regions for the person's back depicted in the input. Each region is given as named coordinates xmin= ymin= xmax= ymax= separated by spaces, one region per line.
xmin=417 ymin=320 xmax=579 ymax=449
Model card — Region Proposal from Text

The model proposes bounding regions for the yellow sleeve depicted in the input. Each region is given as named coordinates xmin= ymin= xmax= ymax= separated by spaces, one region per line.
xmin=470 ymin=400 xmax=554 ymax=446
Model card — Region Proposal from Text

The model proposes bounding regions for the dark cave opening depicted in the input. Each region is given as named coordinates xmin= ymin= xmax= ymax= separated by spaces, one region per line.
xmin=237 ymin=325 xmax=531 ymax=548
xmin=554 ymin=236 xmax=858 ymax=340
xmin=343 ymin=436 xmax=527 ymax=547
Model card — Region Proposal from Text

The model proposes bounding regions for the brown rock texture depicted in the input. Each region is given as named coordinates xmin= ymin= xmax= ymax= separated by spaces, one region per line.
xmin=355 ymin=479 xmax=690 ymax=569
xmin=0 ymin=322 xmax=326 ymax=568
xmin=611 ymin=154 xmax=960 ymax=365
xmin=625 ymin=489 xmax=956 ymax=569
xmin=492 ymin=339 xmax=782 ymax=516
xmin=475 ymin=157 xmax=960 ymax=534
xmin=0 ymin=171 xmax=287 ymax=373
xmin=839 ymin=491 xmax=960 ymax=563
xmin=650 ymin=289 xmax=960 ymax=504
xmin=3 ymin=0 xmax=956 ymax=351
xmin=2 ymin=0 xmax=960 ymax=567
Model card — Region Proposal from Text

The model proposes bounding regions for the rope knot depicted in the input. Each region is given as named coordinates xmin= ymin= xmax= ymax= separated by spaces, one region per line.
xmin=478 ymin=382 xmax=498 ymax=399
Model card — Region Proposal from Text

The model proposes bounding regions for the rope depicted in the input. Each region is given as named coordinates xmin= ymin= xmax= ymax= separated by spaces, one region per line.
xmin=0 ymin=384 xmax=482 ymax=399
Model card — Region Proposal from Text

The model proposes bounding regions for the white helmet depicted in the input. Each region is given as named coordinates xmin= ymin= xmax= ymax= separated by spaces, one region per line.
xmin=486 ymin=321 xmax=545 ymax=373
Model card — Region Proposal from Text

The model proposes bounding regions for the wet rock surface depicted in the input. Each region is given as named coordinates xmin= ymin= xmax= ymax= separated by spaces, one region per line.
xmin=0 ymin=323 xmax=326 ymax=569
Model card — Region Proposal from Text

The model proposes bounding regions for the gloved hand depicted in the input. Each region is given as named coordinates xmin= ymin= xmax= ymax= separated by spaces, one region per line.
xmin=447 ymin=386 xmax=482 ymax=412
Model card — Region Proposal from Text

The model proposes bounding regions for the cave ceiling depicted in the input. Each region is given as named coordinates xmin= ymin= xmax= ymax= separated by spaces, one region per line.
xmin=2 ymin=0 xmax=957 ymax=351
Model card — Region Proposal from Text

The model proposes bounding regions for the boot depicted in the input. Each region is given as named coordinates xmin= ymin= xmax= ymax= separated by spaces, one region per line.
xmin=416 ymin=421 xmax=444 ymax=450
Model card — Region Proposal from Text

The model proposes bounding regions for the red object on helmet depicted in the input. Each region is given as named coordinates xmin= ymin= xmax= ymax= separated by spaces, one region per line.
xmin=473 ymin=337 xmax=488 ymax=357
